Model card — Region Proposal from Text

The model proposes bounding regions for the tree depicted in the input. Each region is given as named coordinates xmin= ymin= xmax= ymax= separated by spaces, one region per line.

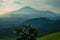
xmin=23 ymin=24 xmax=38 ymax=40
xmin=14 ymin=24 xmax=38 ymax=40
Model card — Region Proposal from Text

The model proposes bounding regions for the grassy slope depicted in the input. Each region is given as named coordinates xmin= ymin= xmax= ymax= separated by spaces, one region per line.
xmin=36 ymin=32 xmax=60 ymax=40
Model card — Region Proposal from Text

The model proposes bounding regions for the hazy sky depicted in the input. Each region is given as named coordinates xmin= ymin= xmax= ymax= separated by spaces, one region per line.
xmin=0 ymin=0 xmax=60 ymax=15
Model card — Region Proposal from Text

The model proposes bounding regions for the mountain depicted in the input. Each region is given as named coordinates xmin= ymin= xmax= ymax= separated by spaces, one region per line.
xmin=22 ymin=17 xmax=60 ymax=36
xmin=3 ymin=6 xmax=60 ymax=19
xmin=0 ymin=6 xmax=60 ymax=29
xmin=23 ymin=17 xmax=52 ymax=28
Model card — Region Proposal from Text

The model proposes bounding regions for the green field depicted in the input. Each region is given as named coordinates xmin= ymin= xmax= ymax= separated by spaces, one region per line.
xmin=36 ymin=32 xmax=60 ymax=40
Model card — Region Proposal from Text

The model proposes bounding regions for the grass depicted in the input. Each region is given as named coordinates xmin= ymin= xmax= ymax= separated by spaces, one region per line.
xmin=36 ymin=32 xmax=60 ymax=40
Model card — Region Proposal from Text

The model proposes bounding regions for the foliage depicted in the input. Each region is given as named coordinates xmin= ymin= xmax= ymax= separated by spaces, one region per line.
xmin=14 ymin=24 xmax=38 ymax=40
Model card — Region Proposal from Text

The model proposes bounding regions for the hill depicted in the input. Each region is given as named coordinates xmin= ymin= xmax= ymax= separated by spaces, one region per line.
xmin=23 ymin=17 xmax=60 ymax=36
xmin=36 ymin=32 xmax=60 ymax=40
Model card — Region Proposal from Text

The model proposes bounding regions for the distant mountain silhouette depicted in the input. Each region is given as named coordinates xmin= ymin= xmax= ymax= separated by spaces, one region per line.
xmin=4 ymin=6 xmax=60 ymax=19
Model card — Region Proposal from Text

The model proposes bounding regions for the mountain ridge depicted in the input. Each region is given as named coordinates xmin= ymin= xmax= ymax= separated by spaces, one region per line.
xmin=0 ymin=6 xmax=60 ymax=19
xmin=22 ymin=17 xmax=60 ymax=36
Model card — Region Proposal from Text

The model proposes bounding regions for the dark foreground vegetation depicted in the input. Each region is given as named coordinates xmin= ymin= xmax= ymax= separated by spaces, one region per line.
xmin=14 ymin=24 xmax=38 ymax=40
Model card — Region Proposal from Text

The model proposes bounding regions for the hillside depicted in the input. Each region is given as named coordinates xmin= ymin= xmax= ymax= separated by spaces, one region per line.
xmin=36 ymin=32 xmax=60 ymax=40
xmin=23 ymin=17 xmax=60 ymax=36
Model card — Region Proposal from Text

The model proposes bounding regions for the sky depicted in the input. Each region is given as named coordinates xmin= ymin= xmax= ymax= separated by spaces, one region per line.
xmin=0 ymin=0 xmax=60 ymax=15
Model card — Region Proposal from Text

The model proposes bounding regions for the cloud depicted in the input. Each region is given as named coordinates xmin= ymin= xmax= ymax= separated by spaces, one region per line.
xmin=0 ymin=0 xmax=60 ymax=14
xmin=0 ymin=0 xmax=26 ymax=15
xmin=15 ymin=0 xmax=60 ymax=14
xmin=46 ymin=0 xmax=60 ymax=8
xmin=0 ymin=0 xmax=3 ymax=7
